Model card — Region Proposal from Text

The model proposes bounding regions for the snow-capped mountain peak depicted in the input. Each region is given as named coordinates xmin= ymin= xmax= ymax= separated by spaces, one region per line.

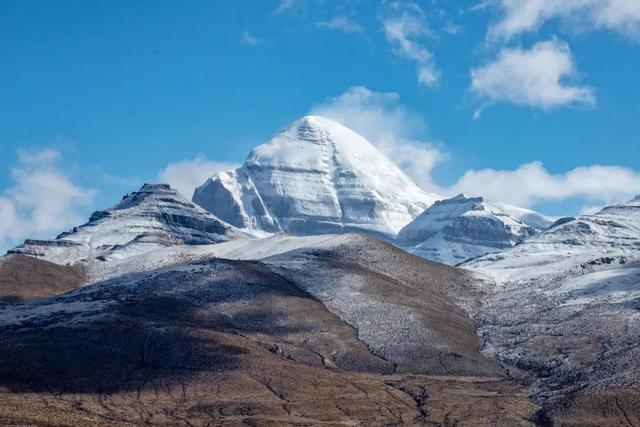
xmin=193 ymin=115 xmax=439 ymax=238
xmin=396 ymin=193 xmax=539 ymax=265
xmin=8 ymin=183 xmax=245 ymax=266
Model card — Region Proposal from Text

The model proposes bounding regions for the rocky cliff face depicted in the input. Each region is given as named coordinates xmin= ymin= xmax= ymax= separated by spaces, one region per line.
xmin=397 ymin=194 xmax=538 ymax=265
xmin=8 ymin=183 xmax=245 ymax=266
xmin=193 ymin=116 xmax=438 ymax=239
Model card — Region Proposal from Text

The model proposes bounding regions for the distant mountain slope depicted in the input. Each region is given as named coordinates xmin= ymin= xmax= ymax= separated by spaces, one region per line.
xmin=467 ymin=195 xmax=640 ymax=282
xmin=8 ymin=183 xmax=245 ymax=266
xmin=491 ymin=202 xmax=556 ymax=230
xmin=462 ymin=195 xmax=640 ymax=415
xmin=193 ymin=116 xmax=438 ymax=238
xmin=396 ymin=194 xmax=539 ymax=265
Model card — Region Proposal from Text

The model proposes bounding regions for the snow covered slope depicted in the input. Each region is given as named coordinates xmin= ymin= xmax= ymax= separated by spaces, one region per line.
xmin=463 ymin=196 xmax=640 ymax=400
xmin=8 ymin=183 xmax=245 ymax=266
xmin=396 ymin=194 xmax=538 ymax=265
xmin=466 ymin=195 xmax=640 ymax=283
xmin=491 ymin=202 xmax=556 ymax=230
xmin=0 ymin=233 xmax=500 ymax=379
xmin=85 ymin=234 xmax=345 ymax=283
xmin=193 ymin=116 xmax=438 ymax=238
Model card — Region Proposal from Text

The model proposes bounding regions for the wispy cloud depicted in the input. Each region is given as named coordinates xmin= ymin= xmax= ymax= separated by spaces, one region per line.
xmin=240 ymin=31 xmax=262 ymax=46
xmin=0 ymin=148 xmax=95 ymax=252
xmin=158 ymin=155 xmax=239 ymax=199
xmin=443 ymin=21 xmax=462 ymax=35
xmin=316 ymin=16 xmax=364 ymax=33
xmin=311 ymin=86 xmax=444 ymax=192
xmin=275 ymin=0 xmax=302 ymax=15
xmin=381 ymin=2 xmax=440 ymax=87
xmin=470 ymin=38 xmax=595 ymax=117
xmin=449 ymin=161 xmax=640 ymax=208
xmin=486 ymin=0 xmax=640 ymax=42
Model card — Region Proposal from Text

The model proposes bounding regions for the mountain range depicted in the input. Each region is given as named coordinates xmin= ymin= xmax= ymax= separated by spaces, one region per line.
xmin=1 ymin=116 xmax=638 ymax=426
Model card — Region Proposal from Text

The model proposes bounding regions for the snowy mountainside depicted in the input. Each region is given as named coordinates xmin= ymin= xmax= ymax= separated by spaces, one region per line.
xmin=491 ymin=202 xmax=556 ymax=230
xmin=0 ymin=233 xmax=500 ymax=379
xmin=463 ymin=195 xmax=640 ymax=400
xmin=466 ymin=195 xmax=640 ymax=283
xmin=193 ymin=115 xmax=439 ymax=238
xmin=85 ymin=234 xmax=345 ymax=283
xmin=396 ymin=194 xmax=539 ymax=265
xmin=8 ymin=183 xmax=246 ymax=266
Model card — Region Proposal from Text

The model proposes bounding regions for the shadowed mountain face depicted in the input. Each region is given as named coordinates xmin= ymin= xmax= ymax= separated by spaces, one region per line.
xmin=262 ymin=235 xmax=502 ymax=376
xmin=0 ymin=234 xmax=538 ymax=426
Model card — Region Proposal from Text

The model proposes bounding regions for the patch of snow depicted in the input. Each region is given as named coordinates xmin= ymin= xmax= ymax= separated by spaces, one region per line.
xmin=557 ymin=267 xmax=640 ymax=305
xmin=491 ymin=202 xmax=556 ymax=230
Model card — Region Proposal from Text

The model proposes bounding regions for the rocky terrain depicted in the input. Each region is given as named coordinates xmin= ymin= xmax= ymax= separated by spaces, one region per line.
xmin=465 ymin=196 xmax=640 ymax=424
xmin=0 ymin=234 xmax=538 ymax=426
xmin=1 ymin=190 xmax=639 ymax=425
xmin=9 ymin=183 xmax=245 ymax=266
xmin=193 ymin=116 xmax=438 ymax=239
xmin=396 ymin=194 xmax=545 ymax=265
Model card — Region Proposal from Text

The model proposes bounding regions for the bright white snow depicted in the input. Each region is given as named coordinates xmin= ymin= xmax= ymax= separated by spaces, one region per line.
xmin=397 ymin=194 xmax=539 ymax=265
xmin=193 ymin=116 xmax=439 ymax=238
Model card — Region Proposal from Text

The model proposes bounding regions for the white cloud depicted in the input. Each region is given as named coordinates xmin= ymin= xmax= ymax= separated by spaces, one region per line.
xmin=308 ymin=87 xmax=640 ymax=211
xmin=470 ymin=38 xmax=595 ymax=116
xmin=443 ymin=22 xmax=462 ymax=35
xmin=449 ymin=161 xmax=640 ymax=208
xmin=382 ymin=3 xmax=440 ymax=87
xmin=275 ymin=0 xmax=301 ymax=15
xmin=240 ymin=31 xmax=261 ymax=46
xmin=316 ymin=16 xmax=364 ymax=33
xmin=0 ymin=149 xmax=95 ymax=252
xmin=487 ymin=0 xmax=640 ymax=41
xmin=158 ymin=155 xmax=239 ymax=199
xmin=311 ymin=86 xmax=444 ymax=192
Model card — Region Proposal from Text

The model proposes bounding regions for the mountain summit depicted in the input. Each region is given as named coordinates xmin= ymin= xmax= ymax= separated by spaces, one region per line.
xmin=397 ymin=193 xmax=540 ymax=264
xmin=9 ymin=183 xmax=244 ymax=266
xmin=193 ymin=116 xmax=438 ymax=238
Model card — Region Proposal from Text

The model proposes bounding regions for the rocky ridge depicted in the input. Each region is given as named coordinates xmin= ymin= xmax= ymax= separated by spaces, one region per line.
xmin=9 ymin=183 xmax=245 ymax=267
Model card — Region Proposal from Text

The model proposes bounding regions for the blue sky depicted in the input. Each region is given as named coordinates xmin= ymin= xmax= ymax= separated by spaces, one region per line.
xmin=1 ymin=0 xmax=639 ymax=249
